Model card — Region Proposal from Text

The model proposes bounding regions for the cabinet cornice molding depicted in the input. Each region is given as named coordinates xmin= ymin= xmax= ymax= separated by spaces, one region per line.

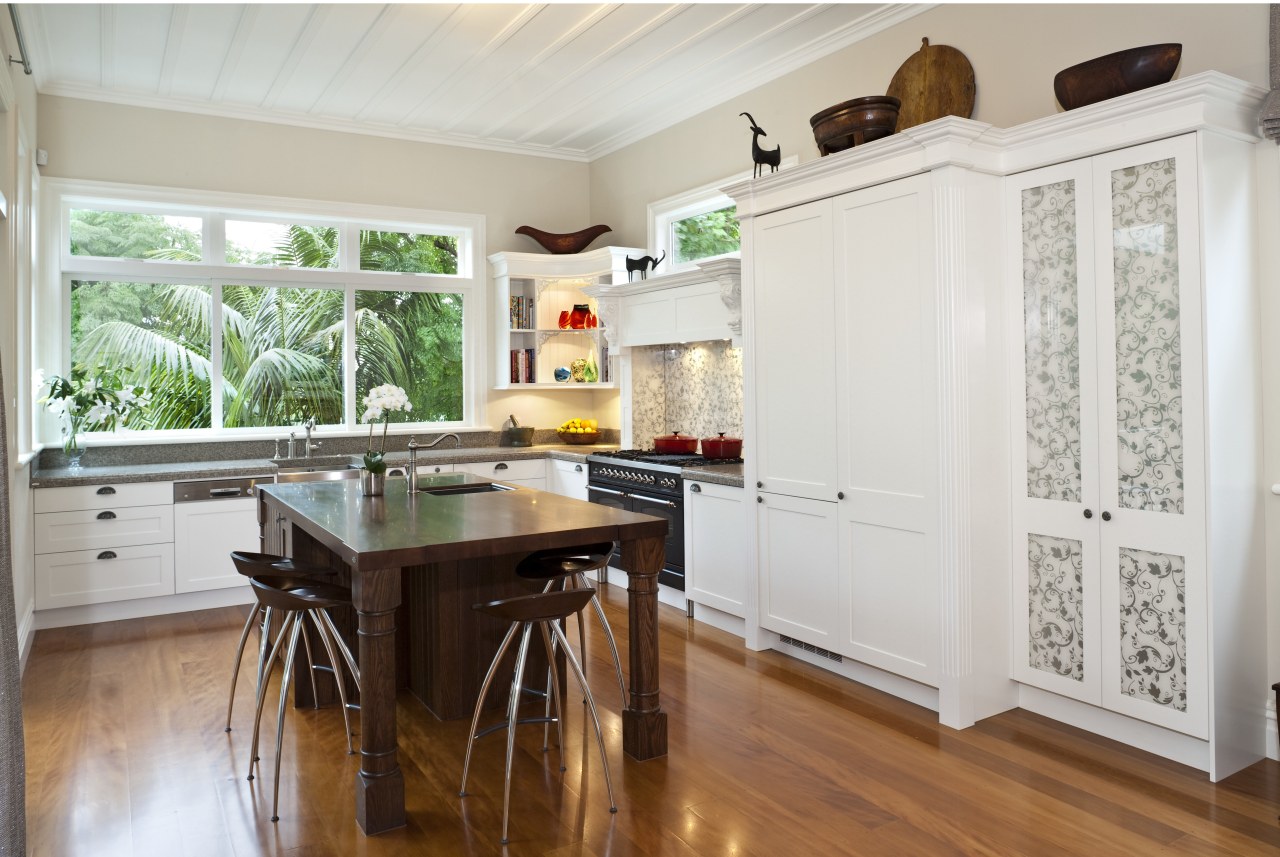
xmin=488 ymin=245 xmax=644 ymax=281
xmin=725 ymin=72 xmax=1264 ymax=219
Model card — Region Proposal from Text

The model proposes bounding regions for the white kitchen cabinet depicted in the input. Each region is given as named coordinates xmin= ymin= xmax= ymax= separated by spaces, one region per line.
xmin=685 ymin=480 xmax=746 ymax=618
xmin=457 ymin=458 xmax=546 ymax=491
xmin=587 ymin=259 xmax=741 ymax=348
xmin=748 ymin=175 xmax=940 ymax=686
xmin=1007 ymin=132 xmax=1264 ymax=775
xmin=548 ymin=458 xmax=588 ymax=500
xmin=490 ymin=246 xmax=641 ymax=389
xmin=34 ymin=480 xmax=177 ymax=610
xmin=173 ymin=497 xmax=259 ymax=593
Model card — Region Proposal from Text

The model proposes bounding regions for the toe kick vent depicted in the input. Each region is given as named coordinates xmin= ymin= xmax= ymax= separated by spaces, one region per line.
xmin=779 ymin=635 xmax=843 ymax=663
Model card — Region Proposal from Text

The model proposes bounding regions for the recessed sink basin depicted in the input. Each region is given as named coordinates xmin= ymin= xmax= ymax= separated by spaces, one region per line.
xmin=414 ymin=483 xmax=514 ymax=495
xmin=275 ymin=459 xmax=362 ymax=483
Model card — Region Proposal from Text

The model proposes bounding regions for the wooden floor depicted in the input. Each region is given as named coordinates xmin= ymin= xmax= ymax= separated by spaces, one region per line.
xmin=22 ymin=585 xmax=1280 ymax=856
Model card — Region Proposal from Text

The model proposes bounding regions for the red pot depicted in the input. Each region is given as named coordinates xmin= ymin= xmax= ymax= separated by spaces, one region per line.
xmin=654 ymin=432 xmax=698 ymax=454
xmin=700 ymin=433 xmax=743 ymax=459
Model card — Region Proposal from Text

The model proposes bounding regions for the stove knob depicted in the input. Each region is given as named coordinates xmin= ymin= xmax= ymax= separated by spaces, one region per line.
xmin=646 ymin=474 xmax=655 ymax=484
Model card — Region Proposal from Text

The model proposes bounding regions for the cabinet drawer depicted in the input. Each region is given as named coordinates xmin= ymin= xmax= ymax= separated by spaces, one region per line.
xmin=35 ymin=543 xmax=175 ymax=609
xmin=458 ymin=459 xmax=545 ymax=481
xmin=35 ymin=505 xmax=175 ymax=554
xmin=34 ymin=481 xmax=173 ymax=514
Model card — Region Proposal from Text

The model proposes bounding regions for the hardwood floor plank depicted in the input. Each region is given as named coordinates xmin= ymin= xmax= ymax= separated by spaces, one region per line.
xmin=21 ymin=594 xmax=1280 ymax=856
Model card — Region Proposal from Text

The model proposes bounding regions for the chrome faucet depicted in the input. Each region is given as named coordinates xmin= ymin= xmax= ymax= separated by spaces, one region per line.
xmin=422 ymin=433 xmax=461 ymax=450
xmin=302 ymin=418 xmax=321 ymax=458
xmin=407 ymin=436 xmax=419 ymax=494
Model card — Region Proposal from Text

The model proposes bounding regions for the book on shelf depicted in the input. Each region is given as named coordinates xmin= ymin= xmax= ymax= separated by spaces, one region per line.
xmin=509 ymin=348 xmax=537 ymax=383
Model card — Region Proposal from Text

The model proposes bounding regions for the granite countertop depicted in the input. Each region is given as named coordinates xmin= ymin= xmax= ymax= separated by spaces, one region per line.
xmin=680 ymin=463 xmax=744 ymax=488
xmin=30 ymin=444 xmax=621 ymax=488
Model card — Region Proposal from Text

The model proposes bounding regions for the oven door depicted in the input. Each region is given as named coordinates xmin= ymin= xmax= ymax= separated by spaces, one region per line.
xmin=627 ymin=490 xmax=684 ymax=590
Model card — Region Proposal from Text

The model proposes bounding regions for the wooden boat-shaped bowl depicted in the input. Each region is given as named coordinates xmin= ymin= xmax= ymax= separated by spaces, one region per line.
xmin=1054 ymin=43 xmax=1182 ymax=111
xmin=810 ymin=95 xmax=901 ymax=156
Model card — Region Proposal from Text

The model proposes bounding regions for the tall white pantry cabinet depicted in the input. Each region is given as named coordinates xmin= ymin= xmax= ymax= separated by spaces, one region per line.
xmin=727 ymin=72 xmax=1268 ymax=779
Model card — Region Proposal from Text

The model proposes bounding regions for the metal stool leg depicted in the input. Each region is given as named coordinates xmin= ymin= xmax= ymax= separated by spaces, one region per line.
xmin=308 ymin=608 xmax=356 ymax=754
xmin=538 ymin=623 xmax=566 ymax=771
xmin=248 ymin=611 xmax=295 ymax=781
xmin=460 ymin=621 xmax=520 ymax=797
xmin=269 ymin=614 xmax=305 ymax=823
xmin=550 ymin=621 xmax=617 ymax=814
xmin=575 ymin=571 xmax=627 ymax=708
xmin=224 ymin=603 xmax=261 ymax=732
xmin=501 ymin=623 xmax=534 ymax=845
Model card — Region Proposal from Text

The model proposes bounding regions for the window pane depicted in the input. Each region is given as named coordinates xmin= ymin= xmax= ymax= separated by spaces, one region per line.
xmin=673 ymin=205 xmax=739 ymax=264
xmin=225 ymin=220 xmax=338 ymax=268
xmin=359 ymin=229 xmax=458 ymax=274
xmin=221 ymin=285 xmax=344 ymax=428
xmin=70 ymin=280 xmax=212 ymax=428
xmin=356 ymin=290 xmax=463 ymax=423
xmin=70 ymin=209 xmax=202 ymax=261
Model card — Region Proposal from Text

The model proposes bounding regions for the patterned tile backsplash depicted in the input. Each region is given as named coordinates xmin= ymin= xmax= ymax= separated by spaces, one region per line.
xmin=631 ymin=342 xmax=744 ymax=445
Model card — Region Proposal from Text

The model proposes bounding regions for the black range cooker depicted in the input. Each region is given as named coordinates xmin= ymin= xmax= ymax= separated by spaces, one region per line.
xmin=586 ymin=449 xmax=743 ymax=591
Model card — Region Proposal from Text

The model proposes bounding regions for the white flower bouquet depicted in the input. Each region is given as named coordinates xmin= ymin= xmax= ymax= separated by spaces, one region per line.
xmin=361 ymin=383 xmax=412 ymax=474
xmin=37 ymin=364 xmax=149 ymax=461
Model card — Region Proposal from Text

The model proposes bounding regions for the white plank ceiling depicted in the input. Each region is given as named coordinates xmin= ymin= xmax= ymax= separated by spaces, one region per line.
xmin=17 ymin=3 xmax=928 ymax=161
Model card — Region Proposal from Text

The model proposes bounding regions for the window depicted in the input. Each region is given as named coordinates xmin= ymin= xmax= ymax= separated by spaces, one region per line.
xmin=45 ymin=181 xmax=483 ymax=440
xmin=648 ymin=158 xmax=796 ymax=272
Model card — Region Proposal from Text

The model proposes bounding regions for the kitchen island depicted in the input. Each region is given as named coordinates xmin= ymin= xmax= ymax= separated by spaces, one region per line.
xmin=257 ymin=474 xmax=669 ymax=835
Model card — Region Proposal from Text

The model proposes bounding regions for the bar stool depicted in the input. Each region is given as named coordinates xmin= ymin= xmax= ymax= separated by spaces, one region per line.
xmin=246 ymin=574 xmax=361 ymax=823
xmin=223 ymin=551 xmax=337 ymax=733
xmin=459 ymin=588 xmax=617 ymax=845
xmin=515 ymin=542 xmax=627 ymax=708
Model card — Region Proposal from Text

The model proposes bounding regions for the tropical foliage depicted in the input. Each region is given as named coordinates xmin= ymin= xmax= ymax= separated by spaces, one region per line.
xmin=68 ymin=210 xmax=463 ymax=431
xmin=673 ymin=205 xmax=740 ymax=263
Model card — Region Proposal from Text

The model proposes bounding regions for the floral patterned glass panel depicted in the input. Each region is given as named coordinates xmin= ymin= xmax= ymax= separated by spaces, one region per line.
xmin=1022 ymin=181 xmax=1082 ymax=502
xmin=1118 ymin=546 xmax=1187 ymax=711
xmin=1027 ymin=533 xmax=1084 ymax=681
xmin=1111 ymin=159 xmax=1184 ymax=514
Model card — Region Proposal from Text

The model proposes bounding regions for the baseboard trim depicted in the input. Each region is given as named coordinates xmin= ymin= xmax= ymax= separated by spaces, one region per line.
xmin=33 ymin=588 xmax=255 ymax=631
xmin=770 ymin=637 xmax=941 ymax=713
xmin=1267 ymin=695 xmax=1277 ymax=762
xmin=16 ymin=600 xmax=34 ymax=675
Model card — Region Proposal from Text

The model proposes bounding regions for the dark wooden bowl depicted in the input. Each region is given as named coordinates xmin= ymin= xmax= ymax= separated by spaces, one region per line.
xmin=1054 ymin=43 xmax=1182 ymax=111
xmin=515 ymin=224 xmax=612 ymax=254
xmin=810 ymin=96 xmax=901 ymax=156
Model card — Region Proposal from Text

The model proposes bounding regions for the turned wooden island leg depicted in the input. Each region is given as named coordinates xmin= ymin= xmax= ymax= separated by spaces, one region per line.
xmin=620 ymin=535 xmax=668 ymax=760
xmin=352 ymin=565 xmax=406 ymax=834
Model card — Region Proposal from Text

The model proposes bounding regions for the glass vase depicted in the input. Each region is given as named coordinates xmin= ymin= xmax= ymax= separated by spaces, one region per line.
xmin=62 ymin=429 xmax=83 ymax=470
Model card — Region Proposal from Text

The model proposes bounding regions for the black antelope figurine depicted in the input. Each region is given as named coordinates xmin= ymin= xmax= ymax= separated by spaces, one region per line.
xmin=741 ymin=112 xmax=781 ymax=178
xmin=626 ymin=250 xmax=666 ymax=281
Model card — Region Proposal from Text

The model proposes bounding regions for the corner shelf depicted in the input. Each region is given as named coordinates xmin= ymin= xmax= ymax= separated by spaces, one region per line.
xmin=490 ymin=246 xmax=642 ymax=390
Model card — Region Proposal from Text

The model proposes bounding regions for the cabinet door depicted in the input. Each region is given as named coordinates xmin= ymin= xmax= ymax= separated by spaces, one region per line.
xmin=173 ymin=498 xmax=259 ymax=593
xmin=1092 ymin=137 xmax=1207 ymax=738
xmin=35 ymin=543 xmax=175 ymax=609
xmin=752 ymin=199 xmax=837 ymax=501
xmin=548 ymin=459 xmax=588 ymax=500
xmin=1007 ymin=158 xmax=1104 ymax=705
xmin=832 ymin=176 xmax=939 ymax=684
xmin=757 ymin=492 xmax=839 ymax=647
xmin=685 ymin=481 xmax=746 ymax=617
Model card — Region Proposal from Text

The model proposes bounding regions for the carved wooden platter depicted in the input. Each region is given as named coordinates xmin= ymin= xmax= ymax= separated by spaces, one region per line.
xmin=886 ymin=37 xmax=976 ymax=132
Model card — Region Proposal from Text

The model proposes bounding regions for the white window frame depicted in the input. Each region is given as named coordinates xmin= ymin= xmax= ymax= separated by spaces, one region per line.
xmin=647 ymin=157 xmax=797 ymax=273
xmin=39 ymin=178 xmax=486 ymax=444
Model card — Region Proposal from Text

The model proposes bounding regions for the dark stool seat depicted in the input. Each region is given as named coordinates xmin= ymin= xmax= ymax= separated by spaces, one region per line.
xmin=460 ymin=587 xmax=617 ymax=845
xmin=515 ymin=542 xmax=626 ymax=708
xmin=246 ymin=574 xmax=361 ymax=823
xmin=224 ymin=551 xmax=338 ymax=734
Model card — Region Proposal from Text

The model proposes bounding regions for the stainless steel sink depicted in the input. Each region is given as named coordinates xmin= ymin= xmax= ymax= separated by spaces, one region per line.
xmin=414 ymin=482 xmax=514 ymax=495
xmin=274 ymin=457 xmax=362 ymax=483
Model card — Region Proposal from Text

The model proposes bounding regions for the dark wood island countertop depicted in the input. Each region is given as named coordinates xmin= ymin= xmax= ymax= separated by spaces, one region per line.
xmin=257 ymin=475 xmax=670 ymax=837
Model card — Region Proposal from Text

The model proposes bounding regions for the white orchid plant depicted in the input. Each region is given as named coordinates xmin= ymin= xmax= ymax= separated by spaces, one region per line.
xmin=37 ymin=364 xmax=149 ymax=458
xmin=361 ymin=383 xmax=413 ymax=474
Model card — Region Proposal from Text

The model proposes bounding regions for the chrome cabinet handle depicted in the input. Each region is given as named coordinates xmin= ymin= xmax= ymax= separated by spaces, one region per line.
xmin=97 ymin=551 xmax=117 ymax=560
xmin=96 ymin=510 xmax=116 ymax=520
xmin=208 ymin=487 xmax=242 ymax=497
xmin=690 ymin=483 xmax=702 ymax=493
xmin=96 ymin=486 xmax=116 ymax=495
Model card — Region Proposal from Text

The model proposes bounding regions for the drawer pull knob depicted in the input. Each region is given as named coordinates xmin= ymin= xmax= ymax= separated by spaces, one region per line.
xmin=97 ymin=551 xmax=117 ymax=560
xmin=96 ymin=511 xmax=117 ymax=520
xmin=690 ymin=483 xmax=701 ymax=493
xmin=494 ymin=462 xmax=509 ymax=471
xmin=96 ymin=486 xmax=117 ymax=495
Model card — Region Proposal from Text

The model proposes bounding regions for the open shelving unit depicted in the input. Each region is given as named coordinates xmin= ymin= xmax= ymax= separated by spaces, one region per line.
xmin=490 ymin=246 xmax=642 ymax=390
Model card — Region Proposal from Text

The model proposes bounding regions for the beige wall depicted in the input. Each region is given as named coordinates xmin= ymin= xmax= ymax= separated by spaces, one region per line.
xmin=588 ymin=3 xmax=1270 ymax=245
xmin=37 ymin=95 xmax=618 ymax=430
